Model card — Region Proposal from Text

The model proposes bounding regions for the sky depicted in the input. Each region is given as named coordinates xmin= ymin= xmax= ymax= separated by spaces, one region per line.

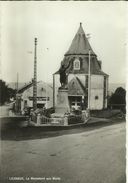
xmin=0 ymin=1 xmax=127 ymax=84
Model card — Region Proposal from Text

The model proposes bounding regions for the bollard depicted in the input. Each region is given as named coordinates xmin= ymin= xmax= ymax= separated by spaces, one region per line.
xmin=64 ymin=115 xmax=68 ymax=126
xmin=37 ymin=113 xmax=41 ymax=126
xmin=82 ymin=110 xmax=86 ymax=123
xmin=28 ymin=117 xmax=31 ymax=126
xmin=9 ymin=110 xmax=12 ymax=117
xmin=86 ymin=108 xmax=90 ymax=118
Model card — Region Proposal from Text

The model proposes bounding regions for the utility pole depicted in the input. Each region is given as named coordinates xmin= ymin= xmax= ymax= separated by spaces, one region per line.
xmin=33 ymin=38 xmax=37 ymax=111
xmin=16 ymin=72 xmax=19 ymax=92
xmin=88 ymin=49 xmax=91 ymax=113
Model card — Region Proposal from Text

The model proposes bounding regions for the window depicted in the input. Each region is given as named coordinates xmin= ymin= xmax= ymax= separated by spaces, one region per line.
xmin=72 ymin=102 xmax=75 ymax=105
xmin=37 ymin=104 xmax=45 ymax=108
xmin=24 ymin=100 xmax=27 ymax=108
xmin=24 ymin=100 xmax=27 ymax=104
xmin=77 ymin=102 xmax=81 ymax=106
xmin=74 ymin=59 xmax=80 ymax=70
xmin=95 ymin=96 xmax=99 ymax=100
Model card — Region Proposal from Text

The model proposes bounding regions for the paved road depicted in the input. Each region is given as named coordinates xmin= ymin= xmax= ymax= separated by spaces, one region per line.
xmin=1 ymin=119 xmax=125 ymax=183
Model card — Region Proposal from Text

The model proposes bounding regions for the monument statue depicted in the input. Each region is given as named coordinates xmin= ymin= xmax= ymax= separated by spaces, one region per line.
xmin=59 ymin=62 xmax=70 ymax=88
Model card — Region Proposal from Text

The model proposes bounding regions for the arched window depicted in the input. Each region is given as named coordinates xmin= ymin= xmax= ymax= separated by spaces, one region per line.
xmin=74 ymin=59 xmax=80 ymax=70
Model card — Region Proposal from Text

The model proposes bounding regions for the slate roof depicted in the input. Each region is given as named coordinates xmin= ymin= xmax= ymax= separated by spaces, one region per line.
xmin=18 ymin=81 xmax=53 ymax=94
xmin=54 ymin=23 xmax=108 ymax=77
xmin=17 ymin=82 xmax=33 ymax=94
xmin=65 ymin=23 xmax=96 ymax=56
xmin=54 ymin=56 xmax=108 ymax=76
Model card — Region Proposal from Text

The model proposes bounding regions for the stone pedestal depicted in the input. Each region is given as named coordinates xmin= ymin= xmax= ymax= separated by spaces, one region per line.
xmin=55 ymin=88 xmax=70 ymax=114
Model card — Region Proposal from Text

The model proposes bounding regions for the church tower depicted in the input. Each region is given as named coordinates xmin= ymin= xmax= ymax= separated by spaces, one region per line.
xmin=53 ymin=23 xmax=109 ymax=111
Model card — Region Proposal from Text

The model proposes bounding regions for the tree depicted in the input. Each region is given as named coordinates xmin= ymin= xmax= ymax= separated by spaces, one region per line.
xmin=109 ymin=87 xmax=126 ymax=113
xmin=0 ymin=80 xmax=16 ymax=105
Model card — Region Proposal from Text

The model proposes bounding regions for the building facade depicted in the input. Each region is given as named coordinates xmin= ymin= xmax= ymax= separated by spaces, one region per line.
xmin=15 ymin=81 xmax=53 ymax=114
xmin=53 ymin=23 xmax=109 ymax=111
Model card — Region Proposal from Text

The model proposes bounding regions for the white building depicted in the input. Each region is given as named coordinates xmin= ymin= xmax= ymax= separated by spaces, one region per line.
xmin=16 ymin=81 xmax=53 ymax=113
xmin=53 ymin=23 xmax=109 ymax=110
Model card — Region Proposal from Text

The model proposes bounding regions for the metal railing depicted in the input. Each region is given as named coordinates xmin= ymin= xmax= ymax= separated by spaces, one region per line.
xmin=68 ymin=114 xmax=84 ymax=125
xmin=29 ymin=110 xmax=89 ymax=126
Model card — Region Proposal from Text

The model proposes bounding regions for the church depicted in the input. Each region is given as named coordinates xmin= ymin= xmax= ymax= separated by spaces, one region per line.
xmin=53 ymin=23 xmax=109 ymax=112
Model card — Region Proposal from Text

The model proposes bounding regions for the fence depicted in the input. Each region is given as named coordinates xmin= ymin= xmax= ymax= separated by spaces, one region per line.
xmin=40 ymin=114 xmax=52 ymax=124
xmin=108 ymin=104 xmax=126 ymax=113
xmin=68 ymin=114 xmax=84 ymax=125
xmin=36 ymin=114 xmax=65 ymax=126
xmin=30 ymin=110 xmax=88 ymax=126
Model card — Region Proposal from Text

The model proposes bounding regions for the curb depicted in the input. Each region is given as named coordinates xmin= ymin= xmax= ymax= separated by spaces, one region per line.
xmin=26 ymin=117 xmax=111 ymax=129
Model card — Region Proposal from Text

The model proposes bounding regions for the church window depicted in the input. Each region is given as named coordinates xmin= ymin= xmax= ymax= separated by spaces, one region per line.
xmin=74 ymin=59 xmax=80 ymax=70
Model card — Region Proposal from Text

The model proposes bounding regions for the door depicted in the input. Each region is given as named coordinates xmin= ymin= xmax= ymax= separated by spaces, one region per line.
xmin=69 ymin=96 xmax=82 ymax=110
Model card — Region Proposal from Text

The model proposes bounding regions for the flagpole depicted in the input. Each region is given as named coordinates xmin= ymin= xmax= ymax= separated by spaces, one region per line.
xmin=88 ymin=49 xmax=91 ymax=115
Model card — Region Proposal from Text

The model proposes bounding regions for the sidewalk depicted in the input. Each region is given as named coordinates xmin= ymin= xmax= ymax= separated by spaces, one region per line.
xmin=87 ymin=117 xmax=111 ymax=124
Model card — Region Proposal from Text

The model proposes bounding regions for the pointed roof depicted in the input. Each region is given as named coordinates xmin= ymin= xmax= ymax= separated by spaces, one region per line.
xmin=17 ymin=81 xmax=53 ymax=94
xmin=68 ymin=77 xmax=87 ymax=96
xmin=65 ymin=23 xmax=96 ymax=56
